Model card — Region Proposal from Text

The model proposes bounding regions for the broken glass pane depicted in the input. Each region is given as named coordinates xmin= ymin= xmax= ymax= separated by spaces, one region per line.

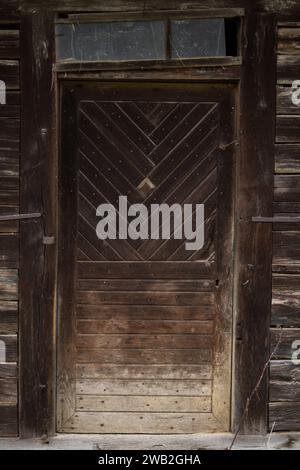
xmin=171 ymin=19 xmax=226 ymax=58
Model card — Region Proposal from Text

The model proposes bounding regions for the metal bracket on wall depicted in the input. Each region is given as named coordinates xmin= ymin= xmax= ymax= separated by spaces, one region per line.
xmin=0 ymin=212 xmax=42 ymax=221
xmin=252 ymin=216 xmax=300 ymax=223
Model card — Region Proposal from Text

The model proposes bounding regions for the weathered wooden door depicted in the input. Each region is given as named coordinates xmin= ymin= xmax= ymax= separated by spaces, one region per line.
xmin=57 ymin=82 xmax=236 ymax=433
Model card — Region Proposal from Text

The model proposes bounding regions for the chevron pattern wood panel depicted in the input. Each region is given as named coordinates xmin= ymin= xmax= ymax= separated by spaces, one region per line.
xmin=60 ymin=86 xmax=231 ymax=434
xmin=77 ymin=99 xmax=219 ymax=262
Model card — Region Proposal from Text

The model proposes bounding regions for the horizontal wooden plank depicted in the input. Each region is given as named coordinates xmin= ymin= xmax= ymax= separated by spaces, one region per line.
xmin=273 ymin=231 xmax=300 ymax=265
xmin=273 ymin=263 xmax=300 ymax=274
xmin=59 ymin=66 xmax=241 ymax=82
xmin=77 ymin=291 xmax=214 ymax=306
xmin=0 ymin=207 xmax=19 ymax=233
xmin=270 ymin=328 xmax=300 ymax=359
xmin=0 ymin=378 xmax=17 ymax=404
xmin=269 ymin=402 xmax=300 ymax=431
xmin=0 ymin=404 xmax=17 ymax=436
xmin=62 ymin=411 xmax=220 ymax=433
xmin=0 ymin=363 xmax=16 ymax=379
xmin=0 ymin=116 xmax=19 ymax=141
xmin=77 ymin=319 xmax=213 ymax=335
xmin=0 ymin=30 xmax=19 ymax=59
xmin=272 ymin=214 xmax=300 ymax=232
xmin=77 ymin=279 xmax=214 ymax=292
xmin=0 ymin=176 xmax=19 ymax=191
xmin=0 ymin=189 xmax=19 ymax=206
xmin=76 ymin=305 xmax=214 ymax=321
xmin=278 ymin=28 xmax=300 ymax=55
xmin=277 ymin=86 xmax=300 ymax=115
xmin=0 ymin=91 xmax=19 ymax=107
xmin=76 ymin=395 xmax=211 ymax=412
xmin=78 ymin=261 xmax=215 ymax=279
xmin=77 ymin=379 xmax=212 ymax=396
xmin=62 ymin=7 xmax=245 ymax=20
xmin=0 ymin=269 xmax=18 ymax=300
xmin=0 ymin=0 xmax=19 ymax=21
xmin=272 ymin=275 xmax=300 ymax=326
xmin=0 ymin=60 xmax=19 ymax=90
xmin=276 ymin=115 xmax=300 ymax=143
xmin=77 ymin=348 xmax=211 ymax=364
xmin=274 ymin=202 xmax=300 ymax=213
xmin=275 ymin=144 xmax=300 ymax=173
xmin=77 ymin=334 xmax=212 ymax=349
xmin=277 ymin=55 xmax=300 ymax=84
xmin=0 ymin=234 xmax=18 ymax=268
xmin=0 ymin=301 xmax=17 ymax=334
xmin=270 ymin=360 xmax=300 ymax=401
xmin=76 ymin=363 xmax=212 ymax=379
xmin=0 ymin=105 xmax=20 ymax=118
xmin=0 ymin=150 xmax=19 ymax=172
xmin=16 ymin=1 xmax=244 ymax=13
xmin=0 ymin=334 xmax=17 ymax=362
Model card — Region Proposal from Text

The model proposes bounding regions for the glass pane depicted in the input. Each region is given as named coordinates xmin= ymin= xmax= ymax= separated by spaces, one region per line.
xmin=56 ymin=21 xmax=166 ymax=62
xmin=171 ymin=19 xmax=226 ymax=58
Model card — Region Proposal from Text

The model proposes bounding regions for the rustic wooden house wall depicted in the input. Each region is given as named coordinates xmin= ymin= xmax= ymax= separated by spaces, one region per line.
xmin=0 ymin=0 xmax=300 ymax=438
xmin=269 ymin=24 xmax=300 ymax=431
xmin=0 ymin=16 xmax=20 ymax=436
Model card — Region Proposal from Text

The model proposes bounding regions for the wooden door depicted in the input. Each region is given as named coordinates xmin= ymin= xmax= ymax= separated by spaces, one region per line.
xmin=57 ymin=82 xmax=236 ymax=434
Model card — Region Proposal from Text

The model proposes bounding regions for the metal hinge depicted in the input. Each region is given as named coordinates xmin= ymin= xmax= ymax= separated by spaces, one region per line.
xmin=252 ymin=216 xmax=300 ymax=223
xmin=0 ymin=212 xmax=42 ymax=221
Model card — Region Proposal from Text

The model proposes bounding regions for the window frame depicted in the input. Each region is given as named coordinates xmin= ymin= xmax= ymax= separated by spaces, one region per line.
xmin=54 ymin=8 xmax=243 ymax=71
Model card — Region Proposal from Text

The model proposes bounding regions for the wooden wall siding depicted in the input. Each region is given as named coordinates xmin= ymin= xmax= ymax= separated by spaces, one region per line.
xmin=0 ymin=23 xmax=19 ymax=437
xmin=270 ymin=24 xmax=300 ymax=432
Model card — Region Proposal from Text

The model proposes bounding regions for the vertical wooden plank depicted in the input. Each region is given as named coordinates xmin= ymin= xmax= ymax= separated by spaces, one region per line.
xmin=233 ymin=11 xmax=276 ymax=434
xmin=212 ymin=89 xmax=236 ymax=429
xmin=19 ymin=10 xmax=57 ymax=437
xmin=56 ymin=84 xmax=78 ymax=430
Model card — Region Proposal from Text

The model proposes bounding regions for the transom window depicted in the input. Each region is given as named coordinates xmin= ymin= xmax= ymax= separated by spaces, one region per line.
xmin=55 ymin=17 xmax=239 ymax=63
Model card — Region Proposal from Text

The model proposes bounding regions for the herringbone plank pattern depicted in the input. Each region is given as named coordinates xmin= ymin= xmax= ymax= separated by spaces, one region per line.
xmin=77 ymin=100 xmax=219 ymax=261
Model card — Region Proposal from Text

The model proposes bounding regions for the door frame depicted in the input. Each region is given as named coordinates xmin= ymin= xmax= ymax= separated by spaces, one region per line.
xmin=19 ymin=8 xmax=275 ymax=437
xmin=57 ymin=81 xmax=237 ymax=433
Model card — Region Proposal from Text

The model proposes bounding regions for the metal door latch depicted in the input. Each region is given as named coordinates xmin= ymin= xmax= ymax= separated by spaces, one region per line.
xmin=252 ymin=216 xmax=300 ymax=223
xmin=0 ymin=212 xmax=42 ymax=221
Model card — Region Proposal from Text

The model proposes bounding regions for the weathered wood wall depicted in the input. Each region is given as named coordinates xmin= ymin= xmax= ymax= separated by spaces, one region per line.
xmin=0 ymin=0 xmax=300 ymax=437
xmin=0 ymin=22 xmax=20 ymax=436
xmin=269 ymin=23 xmax=300 ymax=432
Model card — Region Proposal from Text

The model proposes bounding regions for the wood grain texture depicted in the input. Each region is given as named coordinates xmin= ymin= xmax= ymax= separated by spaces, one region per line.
xmin=270 ymin=361 xmax=300 ymax=401
xmin=278 ymin=28 xmax=300 ymax=55
xmin=0 ymin=61 xmax=19 ymax=89
xmin=269 ymin=402 xmax=300 ymax=431
xmin=272 ymin=275 xmax=300 ymax=326
xmin=59 ymin=83 xmax=235 ymax=434
xmin=62 ymin=411 xmax=221 ymax=434
xmin=0 ymin=378 xmax=17 ymax=404
xmin=0 ymin=301 xmax=17 ymax=334
xmin=76 ymin=363 xmax=212 ymax=380
xmin=275 ymin=144 xmax=300 ymax=173
xmin=19 ymin=10 xmax=56 ymax=438
xmin=76 ymin=395 xmax=211 ymax=412
xmin=270 ymin=328 xmax=300 ymax=359
xmin=0 ymin=270 xmax=18 ymax=300
xmin=0 ymin=30 xmax=19 ymax=59
xmin=276 ymin=115 xmax=300 ymax=143
xmin=0 ymin=405 xmax=17 ymax=437
xmin=77 ymin=379 xmax=212 ymax=396
xmin=234 ymin=12 xmax=276 ymax=434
